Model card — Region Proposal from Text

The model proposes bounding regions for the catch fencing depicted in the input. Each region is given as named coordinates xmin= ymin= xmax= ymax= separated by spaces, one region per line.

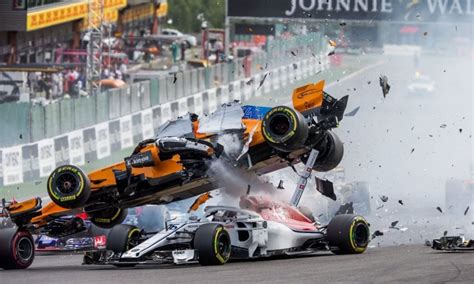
xmin=0 ymin=33 xmax=329 ymax=186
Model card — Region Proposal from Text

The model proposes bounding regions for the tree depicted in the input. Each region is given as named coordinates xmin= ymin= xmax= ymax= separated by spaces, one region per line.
xmin=167 ymin=0 xmax=225 ymax=33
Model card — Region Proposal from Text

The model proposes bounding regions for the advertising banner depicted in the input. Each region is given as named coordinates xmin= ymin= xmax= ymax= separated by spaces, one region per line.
xmin=37 ymin=139 xmax=56 ymax=178
xmin=95 ymin=123 xmax=111 ymax=159
xmin=228 ymin=0 xmax=473 ymax=23
xmin=2 ymin=146 xmax=23 ymax=185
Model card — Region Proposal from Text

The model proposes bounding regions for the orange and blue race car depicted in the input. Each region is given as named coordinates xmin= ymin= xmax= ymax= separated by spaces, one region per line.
xmin=0 ymin=80 xmax=348 ymax=269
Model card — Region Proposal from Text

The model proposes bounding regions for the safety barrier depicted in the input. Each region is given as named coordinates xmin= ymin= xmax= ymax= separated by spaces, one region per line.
xmin=0 ymin=33 xmax=329 ymax=186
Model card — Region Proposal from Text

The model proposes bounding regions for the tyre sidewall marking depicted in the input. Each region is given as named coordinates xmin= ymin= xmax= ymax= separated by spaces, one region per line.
xmin=93 ymin=209 xmax=122 ymax=225
xmin=11 ymin=231 xmax=33 ymax=266
xmin=213 ymin=227 xmax=227 ymax=264
xmin=126 ymin=228 xmax=140 ymax=251
xmin=48 ymin=166 xmax=85 ymax=202
xmin=349 ymin=217 xmax=368 ymax=252
xmin=262 ymin=107 xmax=298 ymax=144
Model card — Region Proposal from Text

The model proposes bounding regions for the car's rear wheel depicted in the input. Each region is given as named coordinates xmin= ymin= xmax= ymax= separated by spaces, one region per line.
xmin=326 ymin=214 xmax=369 ymax=254
xmin=89 ymin=208 xmax=128 ymax=229
xmin=0 ymin=228 xmax=35 ymax=270
xmin=301 ymin=131 xmax=344 ymax=172
xmin=47 ymin=165 xmax=91 ymax=209
xmin=261 ymin=106 xmax=309 ymax=152
xmin=194 ymin=223 xmax=231 ymax=266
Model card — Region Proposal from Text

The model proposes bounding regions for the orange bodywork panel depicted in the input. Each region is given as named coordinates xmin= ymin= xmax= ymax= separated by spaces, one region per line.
xmin=31 ymin=202 xmax=73 ymax=226
xmin=31 ymin=144 xmax=184 ymax=225
xmin=3 ymin=197 xmax=73 ymax=226
xmin=187 ymin=192 xmax=212 ymax=213
xmin=193 ymin=117 xmax=265 ymax=147
xmin=88 ymin=143 xmax=184 ymax=189
xmin=243 ymin=119 xmax=265 ymax=146
xmin=292 ymin=80 xmax=325 ymax=112
xmin=4 ymin=198 xmax=39 ymax=217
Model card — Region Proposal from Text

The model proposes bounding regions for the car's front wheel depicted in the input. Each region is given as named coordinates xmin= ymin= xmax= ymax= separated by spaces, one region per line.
xmin=47 ymin=165 xmax=91 ymax=209
xmin=106 ymin=224 xmax=141 ymax=267
xmin=194 ymin=224 xmax=231 ymax=266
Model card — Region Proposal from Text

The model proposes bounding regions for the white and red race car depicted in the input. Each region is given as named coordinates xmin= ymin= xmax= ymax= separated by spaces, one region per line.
xmin=84 ymin=195 xmax=370 ymax=266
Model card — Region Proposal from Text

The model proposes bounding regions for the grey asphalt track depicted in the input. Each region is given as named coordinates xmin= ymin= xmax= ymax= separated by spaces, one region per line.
xmin=1 ymin=246 xmax=473 ymax=283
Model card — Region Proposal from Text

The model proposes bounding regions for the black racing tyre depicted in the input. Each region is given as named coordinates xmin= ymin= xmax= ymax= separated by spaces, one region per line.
xmin=0 ymin=228 xmax=35 ymax=270
xmin=262 ymin=106 xmax=309 ymax=152
xmin=106 ymin=224 xmax=141 ymax=268
xmin=106 ymin=224 xmax=141 ymax=253
xmin=89 ymin=208 xmax=128 ymax=229
xmin=47 ymin=165 xmax=91 ymax=209
xmin=88 ymin=224 xmax=111 ymax=237
xmin=194 ymin=223 xmax=231 ymax=266
xmin=303 ymin=131 xmax=343 ymax=172
xmin=326 ymin=214 xmax=369 ymax=255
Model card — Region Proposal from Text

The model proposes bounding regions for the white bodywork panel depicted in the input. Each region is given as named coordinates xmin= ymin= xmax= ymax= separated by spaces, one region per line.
xmin=117 ymin=206 xmax=323 ymax=262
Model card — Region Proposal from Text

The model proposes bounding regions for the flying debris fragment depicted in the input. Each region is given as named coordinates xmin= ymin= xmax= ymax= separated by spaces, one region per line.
xmin=371 ymin=230 xmax=384 ymax=240
xmin=258 ymin=73 xmax=268 ymax=90
xmin=390 ymin=221 xmax=399 ymax=228
xmin=379 ymin=75 xmax=390 ymax=98
xmin=292 ymin=63 xmax=298 ymax=69
xmin=440 ymin=124 xmax=447 ymax=128
xmin=443 ymin=230 xmax=448 ymax=236
xmin=398 ymin=200 xmax=404 ymax=205
xmin=345 ymin=106 xmax=360 ymax=117
xmin=410 ymin=148 xmax=415 ymax=154
xmin=329 ymin=40 xmax=337 ymax=47
xmin=315 ymin=177 xmax=336 ymax=201
xmin=277 ymin=180 xmax=285 ymax=190
xmin=173 ymin=73 xmax=177 ymax=84
xmin=188 ymin=192 xmax=212 ymax=213
xmin=432 ymin=235 xmax=474 ymax=251
xmin=328 ymin=50 xmax=335 ymax=56
xmin=335 ymin=202 xmax=354 ymax=215
xmin=436 ymin=206 xmax=443 ymax=213
xmin=465 ymin=206 xmax=470 ymax=215
xmin=290 ymin=51 xmax=297 ymax=57
xmin=246 ymin=184 xmax=251 ymax=195
xmin=379 ymin=195 xmax=389 ymax=202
